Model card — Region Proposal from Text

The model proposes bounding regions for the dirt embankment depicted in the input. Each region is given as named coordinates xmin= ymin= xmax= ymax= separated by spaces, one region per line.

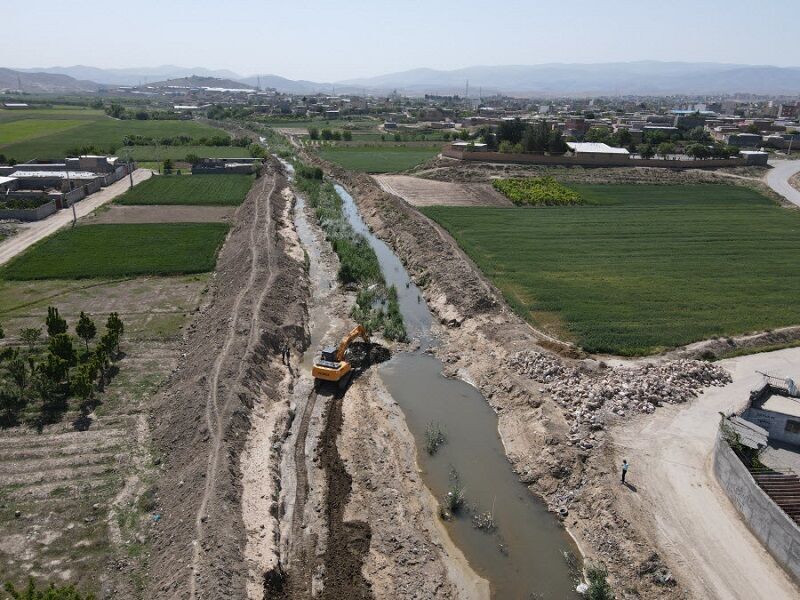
xmin=146 ymin=158 xmax=309 ymax=599
xmin=300 ymin=153 xmax=685 ymax=598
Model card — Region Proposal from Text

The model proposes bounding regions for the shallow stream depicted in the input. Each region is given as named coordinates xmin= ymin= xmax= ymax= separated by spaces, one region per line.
xmin=334 ymin=184 xmax=581 ymax=599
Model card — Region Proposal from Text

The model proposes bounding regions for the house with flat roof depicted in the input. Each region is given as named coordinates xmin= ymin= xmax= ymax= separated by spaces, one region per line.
xmin=742 ymin=376 xmax=800 ymax=447
xmin=566 ymin=142 xmax=630 ymax=158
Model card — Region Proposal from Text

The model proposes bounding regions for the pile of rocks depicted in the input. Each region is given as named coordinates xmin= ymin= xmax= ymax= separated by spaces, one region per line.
xmin=508 ymin=350 xmax=731 ymax=448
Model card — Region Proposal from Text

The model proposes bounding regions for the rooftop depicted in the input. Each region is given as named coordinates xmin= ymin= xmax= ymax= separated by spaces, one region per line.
xmin=10 ymin=171 xmax=99 ymax=179
xmin=762 ymin=394 xmax=800 ymax=419
xmin=0 ymin=176 xmax=18 ymax=186
xmin=567 ymin=142 xmax=630 ymax=155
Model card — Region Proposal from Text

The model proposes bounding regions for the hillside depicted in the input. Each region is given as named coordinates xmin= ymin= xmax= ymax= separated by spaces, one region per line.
xmin=145 ymin=75 xmax=254 ymax=90
xmin=0 ymin=68 xmax=100 ymax=93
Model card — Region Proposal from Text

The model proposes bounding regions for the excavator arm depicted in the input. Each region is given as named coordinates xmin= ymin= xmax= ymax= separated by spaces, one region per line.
xmin=335 ymin=325 xmax=370 ymax=362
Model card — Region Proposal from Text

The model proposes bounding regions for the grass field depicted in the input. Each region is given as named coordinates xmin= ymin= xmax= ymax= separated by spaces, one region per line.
xmin=0 ymin=107 xmax=105 ymax=123
xmin=0 ymin=117 xmax=227 ymax=161
xmin=422 ymin=184 xmax=800 ymax=355
xmin=116 ymin=174 xmax=253 ymax=206
xmin=317 ymin=145 xmax=441 ymax=173
xmin=1 ymin=223 xmax=229 ymax=280
xmin=0 ymin=119 xmax=87 ymax=144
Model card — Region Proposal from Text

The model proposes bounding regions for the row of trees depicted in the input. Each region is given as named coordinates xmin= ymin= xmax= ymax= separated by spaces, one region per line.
xmin=307 ymin=127 xmax=353 ymax=141
xmin=490 ymin=119 xmax=569 ymax=154
xmin=105 ymin=103 xmax=182 ymax=121
xmin=122 ymin=134 xmax=252 ymax=148
xmin=635 ymin=141 xmax=740 ymax=160
xmin=0 ymin=308 xmax=125 ymax=428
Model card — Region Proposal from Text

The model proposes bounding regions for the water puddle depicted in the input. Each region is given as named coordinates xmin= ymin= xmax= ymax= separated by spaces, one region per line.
xmin=334 ymin=184 xmax=581 ymax=599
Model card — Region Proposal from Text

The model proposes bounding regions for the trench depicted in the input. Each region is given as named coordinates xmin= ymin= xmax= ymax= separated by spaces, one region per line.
xmin=335 ymin=184 xmax=581 ymax=599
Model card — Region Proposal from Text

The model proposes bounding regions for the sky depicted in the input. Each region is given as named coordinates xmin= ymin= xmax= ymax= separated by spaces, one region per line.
xmin=3 ymin=0 xmax=798 ymax=81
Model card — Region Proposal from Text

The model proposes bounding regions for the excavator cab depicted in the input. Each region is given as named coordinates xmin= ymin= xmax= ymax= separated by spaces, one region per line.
xmin=312 ymin=325 xmax=369 ymax=389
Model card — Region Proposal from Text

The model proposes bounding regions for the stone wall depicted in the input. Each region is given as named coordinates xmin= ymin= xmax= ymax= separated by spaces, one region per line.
xmin=0 ymin=200 xmax=58 ymax=222
xmin=713 ymin=432 xmax=800 ymax=582
xmin=442 ymin=148 xmax=746 ymax=169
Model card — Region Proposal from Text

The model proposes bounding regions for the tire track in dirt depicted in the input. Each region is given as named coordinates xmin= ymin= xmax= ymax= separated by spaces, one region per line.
xmin=188 ymin=174 xmax=278 ymax=598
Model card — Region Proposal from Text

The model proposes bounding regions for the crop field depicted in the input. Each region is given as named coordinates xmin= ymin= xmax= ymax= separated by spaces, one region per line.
xmin=0 ymin=117 xmax=227 ymax=161
xmin=116 ymin=174 xmax=253 ymax=206
xmin=0 ymin=118 xmax=86 ymax=144
xmin=0 ymin=107 xmax=105 ymax=123
xmin=1 ymin=223 xmax=229 ymax=280
xmin=422 ymin=184 xmax=800 ymax=355
xmin=316 ymin=145 xmax=441 ymax=173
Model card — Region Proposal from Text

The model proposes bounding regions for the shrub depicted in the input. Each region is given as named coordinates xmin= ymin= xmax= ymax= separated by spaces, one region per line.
xmin=585 ymin=563 xmax=614 ymax=600
xmin=492 ymin=177 xmax=582 ymax=206
xmin=424 ymin=421 xmax=446 ymax=455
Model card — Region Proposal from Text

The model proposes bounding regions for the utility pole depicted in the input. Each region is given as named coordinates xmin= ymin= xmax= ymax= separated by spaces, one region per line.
xmin=65 ymin=163 xmax=76 ymax=226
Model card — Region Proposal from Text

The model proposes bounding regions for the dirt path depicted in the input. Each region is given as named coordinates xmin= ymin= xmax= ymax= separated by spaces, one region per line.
xmin=187 ymin=173 xmax=278 ymax=598
xmin=765 ymin=159 xmax=800 ymax=207
xmin=373 ymin=174 xmax=511 ymax=207
xmin=612 ymin=348 xmax=800 ymax=600
xmin=147 ymin=160 xmax=307 ymax=599
xmin=0 ymin=169 xmax=151 ymax=266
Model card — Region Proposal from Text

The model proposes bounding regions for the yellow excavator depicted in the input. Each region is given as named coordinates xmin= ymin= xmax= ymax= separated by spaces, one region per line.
xmin=312 ymin=325 xmax=369 ymax=389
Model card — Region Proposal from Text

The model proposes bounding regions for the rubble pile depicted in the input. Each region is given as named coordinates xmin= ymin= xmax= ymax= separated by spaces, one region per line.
xmin=508 ymin=350 xmax=731 ymax=449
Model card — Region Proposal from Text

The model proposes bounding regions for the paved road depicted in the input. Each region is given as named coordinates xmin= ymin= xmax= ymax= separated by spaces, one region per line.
xmin=613 ymin=348 xmax=800 ymax=600
xmin=766 ymin=159 xmax=800 ymax=207
xmin=0 ymin=169 xmax=151 ymax=266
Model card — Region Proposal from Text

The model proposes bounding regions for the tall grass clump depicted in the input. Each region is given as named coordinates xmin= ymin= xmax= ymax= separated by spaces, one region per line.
xmin=585 ymin=563 xmax=615 ymax=600
xmin=492 ymin=177 xmax=583 ymax=206
xmin=295 ymin=162 xmax=406 ymax=340
xmin=424 ymin=421 xmax=446 ymax=455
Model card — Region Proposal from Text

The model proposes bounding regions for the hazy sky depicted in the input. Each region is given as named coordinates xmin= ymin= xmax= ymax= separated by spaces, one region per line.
xmin=3 ymin=0 xmax=798 ymax=81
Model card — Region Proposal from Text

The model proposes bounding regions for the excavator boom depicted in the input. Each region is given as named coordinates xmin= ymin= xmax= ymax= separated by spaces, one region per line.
xmin=312 ymin=325 xmax=370 ymax=387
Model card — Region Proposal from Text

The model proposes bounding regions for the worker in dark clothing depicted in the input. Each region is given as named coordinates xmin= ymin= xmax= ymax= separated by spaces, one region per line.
xmin=621 ymin=459 xmax=629 ymax=484
xmin=281 ymin=343 xmax=290 ymax=365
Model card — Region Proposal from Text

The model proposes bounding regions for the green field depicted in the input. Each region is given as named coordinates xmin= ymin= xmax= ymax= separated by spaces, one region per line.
xmin=0 ymin=117 xmax=227 ymax=161
xmin=422 ymin=184 xmax=800 ymax=355
xmin=116 ymin=174 xmax=253 ymax=206
xmin=0 ymin=107 xmax=105 ymax=123
xmin=0 ymin=119 xmax=87 ymax=144
xmin=2 ymin=223 xmax=229 ymax=280
xmin=317 ymin=145 xmax=440 ymax=173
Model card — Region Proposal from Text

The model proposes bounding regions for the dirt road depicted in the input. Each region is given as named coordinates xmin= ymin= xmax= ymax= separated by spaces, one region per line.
xmin=765 ymin=159 xmax=800 ymax=207
xmin=0 ymin=169 xmax=151 ymax=266
xmin=612 ymin=348 xmax=800 ymax=600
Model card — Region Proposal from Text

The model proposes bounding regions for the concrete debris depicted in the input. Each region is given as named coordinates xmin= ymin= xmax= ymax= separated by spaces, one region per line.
xmin=508 ymin=351 xmax=731 ymax=446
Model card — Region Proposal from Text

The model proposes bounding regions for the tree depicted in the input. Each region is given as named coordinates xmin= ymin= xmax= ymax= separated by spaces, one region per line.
xmin=638 ymin=144 xmax=655 ymax=159
xmin=7 ymin=351 xmax=31 ymax=392
xmin=0 ymin=322 xmax=3 ymax=339
xmin=686 ymin=143 xmax=710 ymax=160
xmin=496 ymin=118 xmax=525 ymax=144
xmin=106 ymin=313 xmax=124 ymax=351
xmin=687 ymin=126 xmax=710 ymax=142
xmin=70 ymin=365 xmax=94 ymax=408
xmin=75 ymin=312 xmax=96 ymax=352
xmin=48 ymin=334 xmax=77 ymax=368
xmin=184 ymin=153 xmax=201 ymax=165
xmin=105 ymin=103 xmax=125 ymax=119
xmin=46 ymin=307 xmax=67 ymax=338
xmin=342 ymin=130 xmax=352 ymax=141
xmin=548 ymin=130 xmax=568 ymax=153
xmin=613 ymin=128 xmax=633 ymax=148
xmin=38 ymin=353 xmax=69 ymax=385
xmin=320 ymin=128 xmax=333 ymax=141
xmin=307 ymin=127 xmax=320 ymax=140
xmin=20 ymin=328 xmax=42 ymax=351
xmin=657 ymin=142 xmax=676 ymax=159
xmin=162 ymin=159 xmax=174 ymax=174
xmin=585 ymin=126 xmax=612 ymax=144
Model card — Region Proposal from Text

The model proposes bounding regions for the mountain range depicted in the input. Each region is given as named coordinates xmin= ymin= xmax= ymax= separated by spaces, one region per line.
xmin=4 ymin=62 xmax=800 ymax=96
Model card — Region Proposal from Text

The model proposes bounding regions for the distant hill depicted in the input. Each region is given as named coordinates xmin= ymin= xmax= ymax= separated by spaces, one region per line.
xmin=5 ymin=62 xmax=800 ymax=96
xmin=146 ymin=75 xmax=254 ymax=90
xmin=15 ymin=65 xmax=243 ymax=87
xmin=0 ymin=68 xmax=100 ymax=93
xmin=337 ymin=62 xmax=800 ymax=96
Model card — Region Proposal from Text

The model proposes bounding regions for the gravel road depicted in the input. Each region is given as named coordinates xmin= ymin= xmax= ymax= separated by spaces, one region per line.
xmin=613 ymin=348 xmax=800 ymax=600
xmin=0 ymin=169 xmax=152 ymax=266
xmin=766 ymin=159 xmax=800 ymax=207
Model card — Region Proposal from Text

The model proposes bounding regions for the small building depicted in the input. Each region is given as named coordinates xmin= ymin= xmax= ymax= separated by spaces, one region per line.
xmin=740 ymin=150 xmax=769 ymax=166
xmin=2 ymin=103 xmax=29 ymax=109
xmin=727 ymin=133 xmax=763 ymax=148
xmin=742 ymin=376 xmax=800 ymax=447
xmin=566 ymin=142 xmax=630 ymax=158
xmin=324 ymin=110 xmax=340 ymax=119
xmin=450 ymin=141 xmax=487 ymax=152
xmin=383 ymin=122 xmax=398 ymax=130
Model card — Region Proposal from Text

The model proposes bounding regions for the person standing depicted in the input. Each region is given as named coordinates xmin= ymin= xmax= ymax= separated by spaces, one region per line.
xmin=621 ymin=459 xmax=629 ymax=484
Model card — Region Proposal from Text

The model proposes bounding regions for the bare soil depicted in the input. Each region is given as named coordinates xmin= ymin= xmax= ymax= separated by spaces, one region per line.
xmin=373 ymin=175 xmax=511 ymax=207
xmin=145 ymin=159 xmax=308 ymax=599
xmin=791 ymin=172 xmax=800 ymax=192
xmin=83 ymin=205 xmax=233 ymax=224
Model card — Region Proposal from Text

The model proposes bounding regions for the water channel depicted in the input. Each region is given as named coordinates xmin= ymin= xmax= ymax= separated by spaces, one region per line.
xmin=334 ymin=184 xmax=581 ymax=599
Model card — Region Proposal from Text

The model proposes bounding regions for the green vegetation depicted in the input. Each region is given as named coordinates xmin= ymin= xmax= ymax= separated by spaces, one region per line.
xmin=295 ymin=164 xmax=406 ymax=340
xmin=2 ymin=223 xmax=229 ymax=280
xmin=0 ymin=119 xmax=85 ymax=144
xmin=424 ymin=421 xmax=447 ymax=455
xmin=585 ymin=563 xmax=614 ymax=600
xmin=116 ymin=174 xmax=253 ymax=206
xmin=120 ymin=144 xmax=248 ymax=161
xmin=3 ymin=579 xmax=95 ymax=600
xmin=0 ymin=117 xmax=227 ymax=161
xmin=316 ymin=145 xmax=440 ymax=173
xmin=0 ymin=306 xmax=125 ymax=429
xmin=492 ymin=177 xmax=583 ymax=206
xmin=422 ymin=184 xmax=800 ymax=355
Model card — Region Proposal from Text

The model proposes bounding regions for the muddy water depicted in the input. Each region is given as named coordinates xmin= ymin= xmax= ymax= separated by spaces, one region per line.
xmin=335 ymin=185 xmax=580 ymax=599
